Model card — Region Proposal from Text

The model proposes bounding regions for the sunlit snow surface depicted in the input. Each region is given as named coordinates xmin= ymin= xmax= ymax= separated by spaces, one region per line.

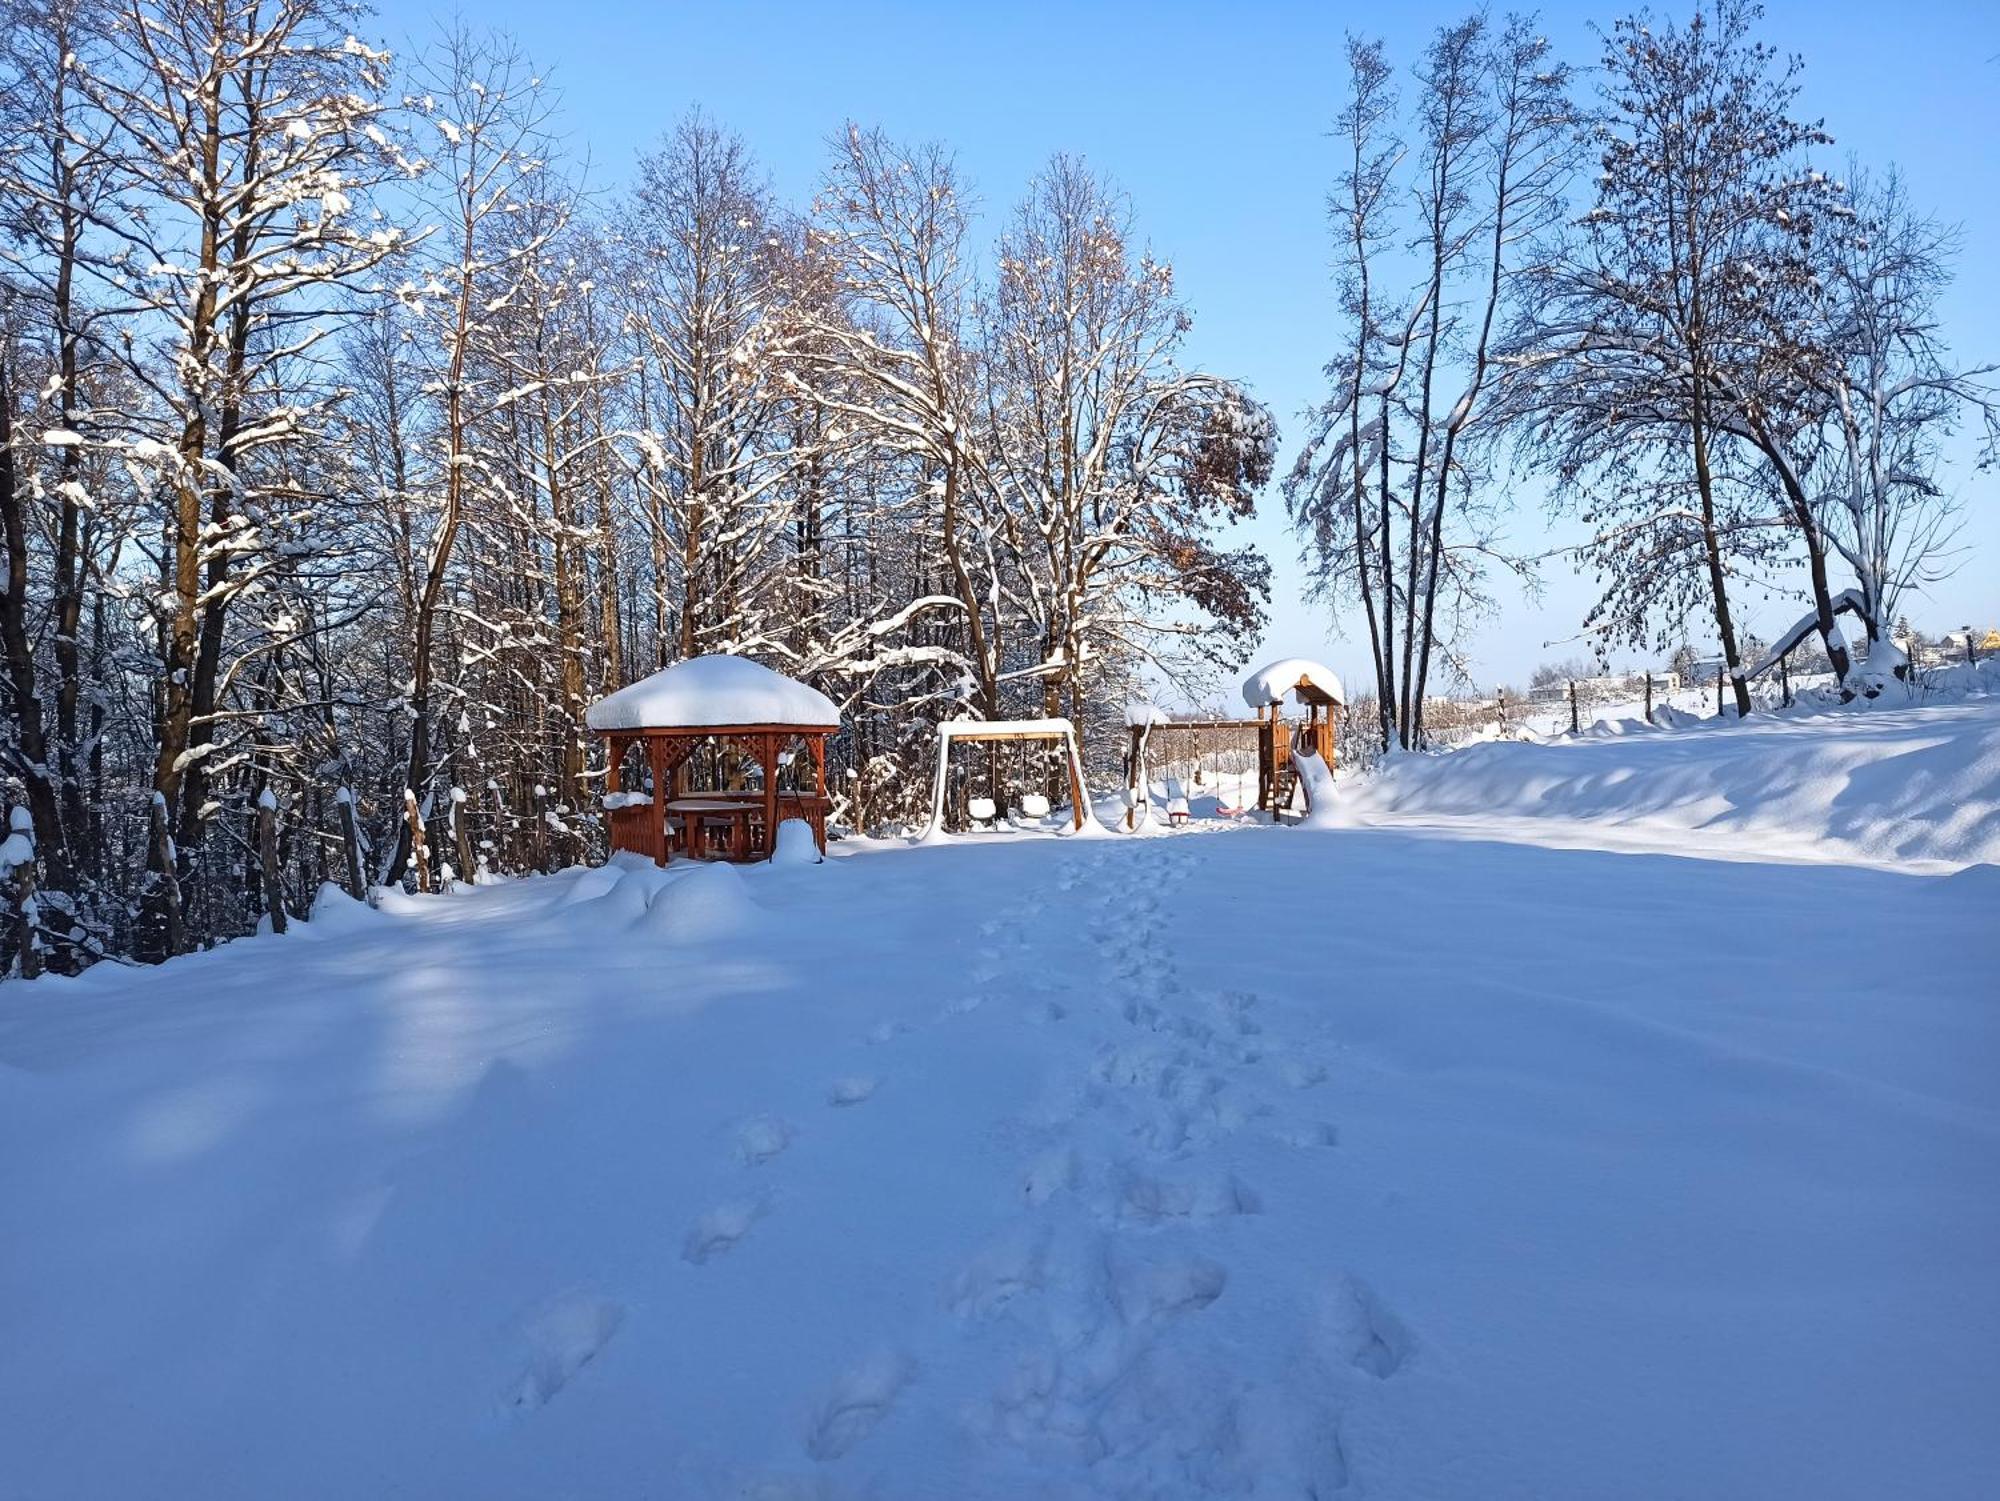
xmin=3 ymin=695 xmax=1997 ymax=1499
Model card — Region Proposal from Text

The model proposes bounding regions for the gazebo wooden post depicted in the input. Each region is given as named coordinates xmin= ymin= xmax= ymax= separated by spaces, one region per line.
xmin=647 ymin=736 xmax=670 ymax=866
xmin=759 ymin=732 xmax=779 ymax=861
xmin=810 ymin=735 xmax=828 ymax=853
xmin=606 ymin=731 xmax=624 ymax=857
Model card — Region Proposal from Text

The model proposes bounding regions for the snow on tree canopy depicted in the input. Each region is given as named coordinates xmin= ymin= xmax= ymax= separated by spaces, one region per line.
xmin=1241 ymin=658 xmax=1346 ymax=709
xmin=584 ymin=654 xmax=839 ymax=732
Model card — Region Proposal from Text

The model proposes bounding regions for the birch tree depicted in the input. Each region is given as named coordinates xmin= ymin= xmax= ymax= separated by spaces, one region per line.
xmin=380 ymin=26 xmax=560 ymax=887
xmin=1289 ymin=15 xmax=1574 ymax=748
xmin=82 ymin=0 xmax=403 ymax=955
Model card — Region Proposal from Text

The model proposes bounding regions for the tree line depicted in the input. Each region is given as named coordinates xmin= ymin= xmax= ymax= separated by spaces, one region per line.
xmin=1287 ymin=0 xmax=1994 ymax=749
xmin=0 ymin=0 xmax=1275 ymax=972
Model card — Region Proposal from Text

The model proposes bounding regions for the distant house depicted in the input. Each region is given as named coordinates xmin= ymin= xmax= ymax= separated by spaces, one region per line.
xmin=1934 ymin=628 xmax=1998 ymax=660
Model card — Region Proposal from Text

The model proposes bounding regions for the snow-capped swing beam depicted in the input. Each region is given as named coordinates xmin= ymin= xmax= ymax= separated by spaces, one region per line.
xmin=920 ymin=719 xmax=1091 ymax=839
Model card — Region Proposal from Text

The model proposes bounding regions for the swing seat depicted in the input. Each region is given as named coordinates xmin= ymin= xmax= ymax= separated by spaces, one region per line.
xmin=1166 ymin=796 xmax=1190 ymax=826
xmin=1018 ymin=793 xmax=1051 ymax=820
xmin=966 ymin=795 xmax=999 ymax=828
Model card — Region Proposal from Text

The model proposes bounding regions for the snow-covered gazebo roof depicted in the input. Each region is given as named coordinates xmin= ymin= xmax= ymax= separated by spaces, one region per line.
xmin=1241 ymin=657 xmax=1346 ymax=710
xmin=586 ymin=654 xmax=839 ymax=732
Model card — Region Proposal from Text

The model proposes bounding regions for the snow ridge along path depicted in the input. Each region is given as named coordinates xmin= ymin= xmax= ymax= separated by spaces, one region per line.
xmin=3 ymin=703 xmax=1998 ymax=1499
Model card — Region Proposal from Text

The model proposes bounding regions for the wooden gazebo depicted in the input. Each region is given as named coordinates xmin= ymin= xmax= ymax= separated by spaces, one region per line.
xmin=587 ymin=655 xmax=839 ymax=864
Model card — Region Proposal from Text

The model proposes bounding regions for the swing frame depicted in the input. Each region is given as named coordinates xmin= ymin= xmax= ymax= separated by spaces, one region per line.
xmin=1122 ymin=718 xmax=1267 ymax=828
xmin=919 ymin=719 xmax=1091 ymax=839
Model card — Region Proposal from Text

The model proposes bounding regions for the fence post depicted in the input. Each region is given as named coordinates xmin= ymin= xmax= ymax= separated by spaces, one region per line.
xmin=1780 ymin=651 xmax=1792 ymax=707
xmin=1569 ymin=679 xmax=1579 ymax=735
xmin=1644 ymin=672 xmax=1653 ymax=724
xmin=1717 ymin=666 xmax=1725 ymax=717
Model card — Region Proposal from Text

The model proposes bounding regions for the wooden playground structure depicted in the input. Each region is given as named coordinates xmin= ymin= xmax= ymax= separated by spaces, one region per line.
xmin=1123 ymin=659 xmax=1344 ymax=828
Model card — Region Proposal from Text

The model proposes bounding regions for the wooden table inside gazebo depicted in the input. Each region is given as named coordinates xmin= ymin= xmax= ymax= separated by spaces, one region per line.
xmin=588 ymin=656 xmax=841 ymax=865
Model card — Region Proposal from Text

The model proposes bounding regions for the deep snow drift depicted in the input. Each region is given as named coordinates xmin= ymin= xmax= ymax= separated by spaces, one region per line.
xmin=3 ymin=700 xmax=1998 ymax=1500
xmin=1335 ymin=678 xmax=2000 ymax=870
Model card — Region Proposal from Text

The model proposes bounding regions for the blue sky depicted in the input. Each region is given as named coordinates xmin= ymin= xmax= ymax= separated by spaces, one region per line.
xmin=390 ymin=0 xmax=1997 ymax=688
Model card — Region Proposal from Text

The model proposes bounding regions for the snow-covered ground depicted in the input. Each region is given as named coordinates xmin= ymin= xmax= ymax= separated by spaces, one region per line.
xmin=1338 ymin=693 xmax=2000 ymax=869
xmin=4 ymin=694 xmax=1998 ymax=1499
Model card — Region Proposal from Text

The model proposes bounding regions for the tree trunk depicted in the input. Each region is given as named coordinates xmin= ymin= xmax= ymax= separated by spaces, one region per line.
xmin=452 ymin=789 xmax=476 ymax=886
xmin=338 ymin=790 xmax=367 ymax=901
xmin=1689 ymin=403 xmax=1752 ymax=719
xmin=404 ymin=789 xmax=431 ymax=894
xmin=141 ymin=793 xmax=185 ymax=962
xmin=258 ymin=795 xmax=286 ymax=936
xmin=9 ymin=809 xmax=40 ymax=981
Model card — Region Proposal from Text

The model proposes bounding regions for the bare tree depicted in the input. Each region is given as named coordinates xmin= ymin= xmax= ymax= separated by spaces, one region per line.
xmin=1290 ymin=16 xmax=1574 ymax=748
xmin=1506 ymin=0 xmax=1852 ymax=716
xmin=380 ymin=26 xmax=560 ymax=888
xmin=1806 ymin=166 xmax=1998 ymax=651
xmin=985 ymin=154 xmax=1273 ymax=719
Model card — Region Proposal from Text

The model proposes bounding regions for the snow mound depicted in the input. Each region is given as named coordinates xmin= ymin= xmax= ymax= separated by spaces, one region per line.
xmin=636 ymin=861 xmax=757 ymax=942
xmin=1291 ymin=751 xmax=1341 ymax=829
xmin=555 ymin=864 xmax=627 ymax=907
xmin=586 ymin=654 xmax=838 ymax=732
xmin=1344 ymin=697 xmax=2000 ymax=868
xmin=302 ymin=881 xmax=376 ymax=937
xmin=771 ymin=818 xmax=822 ymax=865
xmin=1940 ymin=861 xmax=2000 ymax=905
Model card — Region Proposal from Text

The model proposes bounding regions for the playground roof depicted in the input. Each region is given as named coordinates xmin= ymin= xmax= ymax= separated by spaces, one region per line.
xmin=585 ymin=655 xmax=839 ymax=733
xmin=1242 ymin=657 xmax=1346 ymax=710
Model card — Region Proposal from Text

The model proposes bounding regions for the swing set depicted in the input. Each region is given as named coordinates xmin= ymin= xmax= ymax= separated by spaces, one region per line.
xmin=919 ymin=719 xmax=1091 ymax=838
xmin=1123 ymin=659 xmax=1345 ymax=828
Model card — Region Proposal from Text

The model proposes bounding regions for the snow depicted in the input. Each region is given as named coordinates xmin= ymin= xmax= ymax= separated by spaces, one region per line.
xmin=3 ymin=699 xmax=1998 ymax=1498
xmin=772 ymin=818 xmax=823 ymax=866
xmin=1331 ymin=688 xmax=2000 ymax=870
xmin=1242 ymin=656 xmax=1346 ymax=708
xmin=1290 ymin=750 xmax=1340 ymax=828
xmin=1124 ymin=701 xmax=1168 ymax=729
xmin=585 ymin=654 xmax=839 ymax=732
xmin=934 ymin=716 xmax=1079 ymax=742
xmin=601 ymin=791 xmax=651 ymax=810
